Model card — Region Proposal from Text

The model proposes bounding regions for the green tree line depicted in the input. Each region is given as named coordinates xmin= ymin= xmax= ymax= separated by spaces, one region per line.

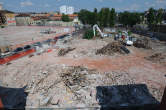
xmin=78 ymin=8 xmax=116 ymax=27
xmin=78 ymin=7 xmax=165 ymax=28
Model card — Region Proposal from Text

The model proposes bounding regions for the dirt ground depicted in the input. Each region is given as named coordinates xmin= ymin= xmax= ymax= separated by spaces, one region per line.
xmin=0 ymin=26 xmax=74 ymax=49
xmin=0 ymin=33 xmax=166 ymax=108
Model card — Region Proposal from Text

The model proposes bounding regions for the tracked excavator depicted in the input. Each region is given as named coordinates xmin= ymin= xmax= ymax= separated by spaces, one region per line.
xmin=93 ymin=24 xmax=108 ymax=38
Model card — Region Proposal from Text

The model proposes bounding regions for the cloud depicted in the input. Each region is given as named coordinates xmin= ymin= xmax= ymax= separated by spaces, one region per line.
xmin=97 ymin=0 xmax=103 ymax=2
xmin=156 ymin=0 xmax=166 ymax=5
xmin=117 ymin=0 xmax=123 ymax=3
xmin=97 ymin=0 xmax=123 ymax=2
xmin=124 ymin=4 xmax=140 ymax=11
xmin=156 ymin=0 xmax=165 ymax=3
xmin=20 ymin=1 xmax=33 ymax=7
xmin=145 ymin=1 xmax=155 ymax=7
xmin=44 ymin=4 xmax=50 ymax=8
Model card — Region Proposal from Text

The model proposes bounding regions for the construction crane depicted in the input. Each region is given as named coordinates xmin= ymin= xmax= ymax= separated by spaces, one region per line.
xmin=93 ymin=24 xmax=108 ymax=37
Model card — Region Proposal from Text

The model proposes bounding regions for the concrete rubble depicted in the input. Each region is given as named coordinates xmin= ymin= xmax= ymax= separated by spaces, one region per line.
xmin=133 ymin=37 xmax=151 ymax=49
xmin=96 ymin=41 xmax=130 ymax=55
xmin=0 ymin=27 xmax=166 ymax=109
xmin=25 ymin=66 xmax=141 ymax=108
xmin=58 ymin=47 xmax=76 ymax=56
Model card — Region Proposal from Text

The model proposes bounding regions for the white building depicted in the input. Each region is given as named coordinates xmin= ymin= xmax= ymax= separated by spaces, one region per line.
xmin=60 ymin=5 xmax=67 ymax=14
xmin=67 ymin=6 xmax=74 ymax=14
xmin=60 ymin=5 xmax=74 ymax=14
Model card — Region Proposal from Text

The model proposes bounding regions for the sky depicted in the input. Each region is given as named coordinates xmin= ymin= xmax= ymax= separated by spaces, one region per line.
xmin=0 ymin=0 xmax=166 ymax=12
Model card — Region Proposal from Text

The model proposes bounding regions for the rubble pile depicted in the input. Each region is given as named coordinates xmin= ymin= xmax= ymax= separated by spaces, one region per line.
xmin=96 ymin=41 xmax=130 ymax=55
xmin=58 ymin=47 xmax=76 ymax=56
xmin=59 ymin=66 xmax=99 ymax=107
xmin=105 ymin=71 xmax=135 ymax=85
xmin=145 ymin=53 xmax=166 ymax=63
xmin=25 ymin=70 xmax=60 ymax=95
xmin=133 ymin=38 xmax=151 ymax=49
xmin=60 ymin=66 xmax=96 ymax=93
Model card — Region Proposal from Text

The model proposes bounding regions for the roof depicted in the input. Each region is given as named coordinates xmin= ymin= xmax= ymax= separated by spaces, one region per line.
xmin=53 ymin=14 xmax=62 ymax=17
xmin=68 ymin=14 xmax=78 ymax=17
xmin=31 ymin=16 xmax=49 ymax=20
xmin=0 ymin=10 xmax=14 ymax=14
xmin=15 ymin=14 xmax=30 ymax=17
xmin=53 ymin=14 xmax=78 ymax=17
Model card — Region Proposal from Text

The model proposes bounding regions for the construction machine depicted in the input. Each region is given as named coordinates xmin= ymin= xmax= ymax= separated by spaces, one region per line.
xmin=124 ymin=36 xmax=133 ymax=46
xmin=93 ymin=24 xmax=108 ymax=38
xmin=119 ymin=31 xmax=133 ymax=46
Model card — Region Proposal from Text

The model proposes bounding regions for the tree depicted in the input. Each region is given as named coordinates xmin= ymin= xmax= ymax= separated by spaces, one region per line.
xmin=118 ymin=11 xmax=141 ymax=27
xmin=147 ymin=8 xmax=156 ymax=28
xmin=83 ymin=29 xmax=94 ymax=39
xmin=78 ymin=9 xmax=97 ymax=26
xmin=109 ymin=8 xmax=116 ymax=27
xmin=94 ymin=8 xmax=98 ymax=25
xmin=78 ymin=9 xmax=90 ymax=24
xmin=156 ymin=8 xmax=163 ymax=33
xmin=61 ymin=14 xmax=70 ymax=22
xmin=156 ymin=8 xmax=163 ymax=25
xmin=98 ymin=8 xmax=110 ymax=27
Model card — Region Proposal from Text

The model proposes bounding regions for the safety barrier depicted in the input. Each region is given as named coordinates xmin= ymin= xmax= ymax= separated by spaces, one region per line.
xmin=0 ymin=32 xmax=73 ymax=65
xmin=0 ymin=49 xmax=35 ymax=65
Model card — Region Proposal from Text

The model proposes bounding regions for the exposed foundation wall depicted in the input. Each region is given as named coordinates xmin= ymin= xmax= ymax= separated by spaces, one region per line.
xmin=45 ymin=21 xmax=76 ymax=27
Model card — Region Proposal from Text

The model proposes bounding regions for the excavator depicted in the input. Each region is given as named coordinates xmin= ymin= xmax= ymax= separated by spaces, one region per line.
xmin=93 ymin=24 xmax=133 ymax=46
xmin=93 ymin=24 xmax=108 ymax=38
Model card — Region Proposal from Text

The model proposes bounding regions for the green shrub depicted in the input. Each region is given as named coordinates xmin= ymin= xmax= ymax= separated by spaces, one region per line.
xmin=118 ymin=30 xmax=122 ymax=34
xmin=83 ymin=29 xmax=94 ymax=39
xmin=1 ymin=26 xmax=5 ymax=28
xmin=128 ymin=31 xmax=132 ymax=36
xmin=61 ymin=14 xmax=70 ymax=22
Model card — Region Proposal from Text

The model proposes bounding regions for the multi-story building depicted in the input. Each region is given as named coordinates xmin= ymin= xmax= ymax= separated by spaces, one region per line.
xmin=0 ymin=10 xmax=16 ymax=26
xmin=5 ymin=12 xmax=16 ymax=26
xmin=60 ymin=5 xmax=67 ymax=14
xmin=30 ymin=16 xmax=49 ymax=25
xmin=60 ymin=5 xmax=74 ymax=14
xmin=67 ymin=6 xmax=74 ymax=14
xmin=15 ymin=14 xmax=31 ymax=26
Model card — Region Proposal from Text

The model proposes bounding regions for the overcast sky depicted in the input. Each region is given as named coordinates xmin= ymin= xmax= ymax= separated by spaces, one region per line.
xmin=0 ymin=0 xmax=166 ymax=12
